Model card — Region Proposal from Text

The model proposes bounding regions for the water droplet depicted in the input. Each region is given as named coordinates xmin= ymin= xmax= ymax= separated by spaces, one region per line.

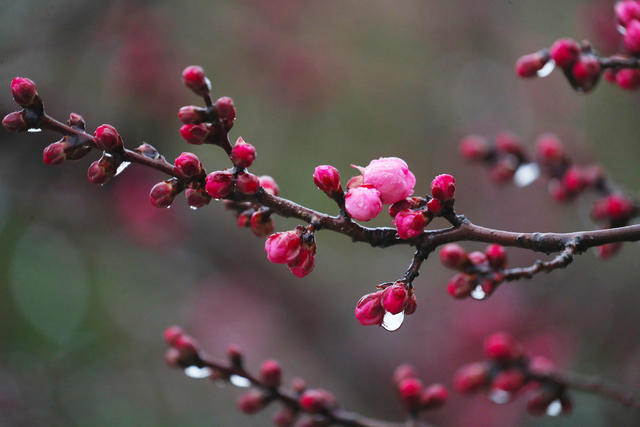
xmin=27 ymin=128 xmax=42 ymax=133
xmin=184 ymin=366 xmax=212 ymax=379
xmin=381 ymin=311 xmax=404 ymax=332
xmin=189 ymin=205 xmax=198 ymax=211
xmin=488 ymin=389 xmax=511 ymax=404
xmin=230 ymin=374 xmax=251 ymax=388
xmin=514 ymin=163 xmax=540 ymax=187
xmin=618 ymin=24 xmax=627 ymax=36
xmin=545 ymin=399 xmax=562 ymax=416
xmin=115 ymin=161 xmax=131 ymax=176
xmin=537 ymin=61 xmax=555 ymax=78
xmin=470 ymin=285 xmax=486 ymax=301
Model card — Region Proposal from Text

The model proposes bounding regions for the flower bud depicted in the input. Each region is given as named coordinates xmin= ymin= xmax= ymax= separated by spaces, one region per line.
xmin=562 ymin=166 xmax=585 ymax=194
xmin=549 ymin=38 xmax=580 ymax=68
xmin=453 ymin=362 xmax=489 ymax=393
xmin=149 ymin=180 xmax=177 ymax=208
xmin=215 ymin=96 xmax=236 ymax=129
xmin=231 ymin=137 xmax=256 ymax=169
xmin=625 ymin=19 xmax=640 ymax=54
xmin=426 ymin=197 xmax=442 ymax=215
xmin=237 ymin=390 xmax=265 ymax=414
xmin=180 ymin=124 xmax=209 ymax=144
xmin=182 ymin=65 xmax=210 ymax=96
xmin=250 ymin=211 xmax=275 ymax=237
xmin=485 ymin=244 xmax=507 ymax=269
xmin=2 ymin=111 xmax=27 ymax=132
xmin=490 ymin=160 xmax=516 ymax=184
xmin=431 ymin=174 xmax=455 ymax=202
xmin=404 ymin=291 xmax=417 ymax=315
xmin=484 ymin=331 xmax=520 ymax=361
xmin=616 ymin=68 xmax=640 ymax=90
xmin=205 ymin=170 xmax=234 ymax=198
xmin=272 ymin=407 xmax=296 ymax=427
xmin=165 ymin=347 xmax=181 ymax=367
xmin=440 ymin=244 xmax=469 ymax=270
xmin=397 ymin=378 xmax=423 ymax=409
xmin=94 ymin=124 xmax=123 ymax=151
xmin=87 ymin=155 xmax=117 ymax=184
xmin=178 ymin=105 xmax=206 ymax=124
xmin=381 ymin=282 xmax=409 ymax=314
xmin=420 ymin=384 xmax=448 ymax=409
xmin=185 ymin=188 xmax=211 ymax=208
xmin=526 ymin=388 xmax=558 ymax=416
xmin=389 ymin=199 xmax=413 ymax=218
xmin=393 ymin=364 xmax=417 ymax=385
xmin=393 ymin=209 xmax=428 ymax=239
xmin=43 ymin=141 xmax=67 ymax=165
xmin=260 ymin=359 xmax=282 ymax=388
xmin=237 ymin=172 xmax=260 ymax=194
xmin=592 ymin=194 xmax=634 ymax=222
xmin=447 ymin=273 xmax=474 ymax=299
xmin=515 ymin=52 xmax=548 ymax=78
xmin=616 ymin=0 xmax=640 ymax=26
xmin=345 ymin=186 xmax=382 ymax=221
xmin=10 ymin=77 xmax=38 ymax=106
xmin=174 ymin=152 xmax=203 ymax=178
xmin=354 ymin=291 xmax=385 ymax=326
xmin=493 ymin=370 xmax=525 ymax=392
xmin=67 ymin=113 xmax=86 ymax=129
xmin=572 ymin=55 xmax=601 ymax=92
xmin=299 ymin=389 xmax=335 ymax=412
xmin=164 ymin=325 xmax=183 ymax=346
xmin=468 ymin=251 xmax=488 ymax=267
xmin=459 ymin=135 xmax=489 ymax=161
xmin=495 ymin=131 xmax=523 ymax=157
xmin=313 ymin=165 xmax=342 ymax=196
xmin=265 ymin=231 xmax=302 ymax=264
xmin=535 ymin=133 xmax=564 ymax=164
xmin=288 ymin=243 xmax=316 ymax=278
xmin=597 ymin=242 xmax=623 ymax=259
xmin=259 ymin=175 xmax=279 ymax=196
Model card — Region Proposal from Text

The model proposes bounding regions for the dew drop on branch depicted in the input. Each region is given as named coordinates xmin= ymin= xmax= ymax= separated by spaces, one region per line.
xmin=488 ymin=389 xmax=511 ymax=404
xmin=545 ymin=399 xmax=562 ymax=416
xmin=537 ymin=61 xmax=555 ymax=78
xmin=115 ymin=161 xmax=131 ymax=176
xmin=381 ymin=311 xmax=404 ymax=332
xmin=184 ymin=366 xmax=212 ymax=379
xmin=189 ymin=205 xmax=199 ymax=211
xmin=514 ymin=163 xmax=540 ymax=187
xmin=229 ymin=374 xmax=251 ymax=387
xmin=470 ymin=285 xmax=487 ymax=301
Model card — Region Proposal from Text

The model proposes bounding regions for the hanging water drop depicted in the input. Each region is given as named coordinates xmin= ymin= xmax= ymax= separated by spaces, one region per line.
xmin=189 ymin=205 xmax=198 ymax=211
xmin=184 ymin=366 xmax=212 ymax=379
xmin=545 ymin=399 xmax=562 ymax=416
xmin=618 ymin=24 xmax=627 ymax=36
xmin=230 ymin=374 xmax=251 ymax=388
xmin=537 ymin=61 xmax=555 ymax=78
xmin=115 ymin=161 xmax=131 ymax=176
xmin=488 ymin=389 xmax=511 ymax=404
xmin=381 ymin=311 xmax=404 ymax=332
xmin=27 ymin=128 xmax=42 ymax=133
xmin=514 ymin=163 xmax=540 ymax=187
xmin=470 ymin=285 xmax=487 ymax=301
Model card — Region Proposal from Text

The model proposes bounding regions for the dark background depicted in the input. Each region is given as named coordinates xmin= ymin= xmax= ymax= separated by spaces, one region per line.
xmin=0 ymin=0 xmax=638 ymax=426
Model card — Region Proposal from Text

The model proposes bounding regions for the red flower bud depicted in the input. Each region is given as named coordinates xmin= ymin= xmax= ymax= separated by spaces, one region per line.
xmin=459 ymin=134 xmax=489 ymax=161
xmin=313 ymin=165 xmax=342 ymax=196
xmin=468 ymin=251 xmax=488 ymax=267
xmin=68 ymin=113 xmax=86 ymax=129
xmin=149 ymin=180 xmax=177 ymax=208
xmin=490 ymin=160 xmax=516 ymax=184
xmin=250 ymin=211 xmax=275 ymax=237
xmin=237 ymin=390 xmax=265 ymax=414
xmin=535 ymin=133 xmax=564 ymax=164
xmin=259 ymin=175 xmax=279 ymax=196
xmin=597 ymin=242 xmax=623 ymax=259
xmin=94 ymin=124 xmax=123 ymax=151
xmin=393 ymin=364 xmax=417 ymax=385
xmin=355 ymin=291 xmax=385 ymax=326
xmin=10 ymin=77 xmax=38 ymax=106
xmin=453 ymin=362 xmax=489 ymax=393
xmin=237 ymin=172 xmax=260 ymax=194
xmin=174 ymin=152 xmax=203 ymax=178
xmin=625 ymin=20 xmax=640 ymax=54
xmin=440 ymin=243 xmax=469 ymax=270
xmin=404 ymin=291 xmax=417 ymax=315
xmin=260 ymin=359 xmax=282 ymax=388
xmin=215 ymin=96 xmax=236 ymax=129
xmin=273 ymin=407 xmax=296 ymax=427
xmin=43 ymin=141 xmax=67 ymax=165
xmin=182 ymin=65 xmax=211 ymax=96
xmin=447 ymin=273 xmax=474 ymax=299
xmin=164 ymin=326 xmax=183 ymax=346
xmin=562 ymin=166 xmax=585 ymax=194
xmin=205 ymin=170 xmax=234 ymax=198
xmin=572 ymin=55 xmax=601 ymax=92
xmin=549 ymin=38 xmax=580 ymax=68
xmin=495 ymin=131 xmax=523 ymax=157
xmin=231 ymin=137 xmax=256 ymax=169
xmin=185 ymin=188 xmax=211 ymax=208
xmin=179 ymin=124 xmax=209 ymax=144
xmin=265 ymin=231 xmax=302 ymax=264
xmin=393 ymin=209 xmax=428 ymax=239
xmin=87 ymin=155 xmax=117 ymax=184
xmin=515 ymin=52 xmax=548 ymax=78
xmin=616 ymin=0 xmax=640 ymax=26
xmin=484 ymin=331 xmax=520 ymax=361
xmin=616 ymin=68 xmax=640 ymax=91
xmin=2 ymin=111 xmax=27 ymax=132
xmin=493 ymin=370 xmax=525 ymax=392
xmin=426 ymin=197 xmax=442 ymax=215
xmin=397 ymin=377 xmax=423 ymax=409
xmin=420 ymin=384 xmax=448 ymax=409
xmin=485 ymin=244 xmax=507 ymax=269
xmin=178 ymin=105 xmax=206 ymax=124
xmin=431 ymin=174 xmax=455 ymax=202
xmin=288 ymin=243 xmax=316 ymax=278
xmin=381 ymin=282 xmax=409 ymax=314
xmin=299 ymin=389 xmax=335 ymax=412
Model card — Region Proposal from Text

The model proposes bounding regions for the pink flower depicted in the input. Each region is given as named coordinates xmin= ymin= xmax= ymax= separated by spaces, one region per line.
xmin=264 ymin=231 xmax=302 ymax=264
xmin=288 ymin=243 xmax=315 ymax=277
xmin=431 ymin=174 xmax=456 ymax=202
xmin=259 ymin=175 xmax=279 ymax=196
xmin=361 ymin=157 xmax=416 ymax=204
xmin=345 ymin=186 xmax=382 ymax=221
xmin=381 ymin=283 xmax=409 ymax=314
xmin=354 ymin=291 xmax=385 ymax=326
xmin=313 ymin=165 xmax=341 ymax=196
xmin=393 ymin=209 xmax=428 ymax=239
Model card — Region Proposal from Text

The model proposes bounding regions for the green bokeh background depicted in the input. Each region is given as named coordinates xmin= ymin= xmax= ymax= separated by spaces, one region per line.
xmin=0 ymin=0 xmax=638 ymax=426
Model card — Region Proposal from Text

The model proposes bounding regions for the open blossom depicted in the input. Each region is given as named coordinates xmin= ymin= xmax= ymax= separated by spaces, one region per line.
xmin=361 ymin=157 xmax=416 ymax=204
xmin=265 ymin=231 xmax=302 ymax=264
xmin=345 ymin=186 xmax=382 ymax=221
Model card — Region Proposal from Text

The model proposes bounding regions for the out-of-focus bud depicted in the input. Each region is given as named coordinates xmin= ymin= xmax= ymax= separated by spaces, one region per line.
xmin=493 ymin=370 xmax=525 ymax=392
xmin=250 ymin=211 xmax=275 ymax=237
xmin=447 ymin=273 xmax=474 ymax=299
xmin=299 ymin=389 xmax=336 ymax=412
xmin=397 ymin=377 xmax=423 ymax=409
xmin=535 ymin=133 xmax=564 ymax=164
xmin=453 ymin=362 xmax=489 ymax=393
xmin=515 ymin=52 xmax=549 ymax=78
xmin=440 ymin=244 xmax=469 ymax=270
xmin=549 ymin=38 xmax=580 ymax=68
xmin=260 ymin=359 xmax=282 ymax=388
xmin=237 ymin=390 xmax=265 ymax=414
xmin=485 ymin=244 xmax=507 ymax=269
xmin=460 ymin=135 xmax=489 ymax=161
xmin=483 ymin=331 xmax=521 ymax=362
xmin=420 ymin=384 xmax=448 ymax=409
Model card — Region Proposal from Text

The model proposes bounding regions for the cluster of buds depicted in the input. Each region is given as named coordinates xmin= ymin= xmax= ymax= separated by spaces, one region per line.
xmin=393 ymin=364 xmax=448 ymax=414
xmin=264 ymin=226 xmax=316 ymax=278
xmin=441 ymin=243 xmax=507 ymax=300
xmin=354 ymin=281 xmax=417 ymax=328
xmin=516 ymin=2 xmax=640 ymax=92
xmin=224 ymin=175 xmax=279 ymax=237
xmin=454 ymin=332 xmax=572 ymax=417
xmin=460 ymin=132 xmax=638 ymax=259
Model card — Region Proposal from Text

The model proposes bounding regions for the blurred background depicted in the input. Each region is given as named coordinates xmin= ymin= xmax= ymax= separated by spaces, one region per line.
xmin=1 ymin=0 xmax=639 ymax=425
